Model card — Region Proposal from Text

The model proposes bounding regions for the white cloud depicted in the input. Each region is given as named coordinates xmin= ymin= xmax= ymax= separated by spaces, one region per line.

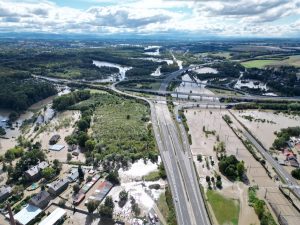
xmin=0 ymin=0 xmax=299 ymax=37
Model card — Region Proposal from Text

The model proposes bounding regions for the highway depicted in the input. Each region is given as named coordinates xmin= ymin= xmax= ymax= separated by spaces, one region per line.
xmin=119 ymin=87 xmax=300 ymax=102
xmin=152 ymin=68 xmax=211 ymax=225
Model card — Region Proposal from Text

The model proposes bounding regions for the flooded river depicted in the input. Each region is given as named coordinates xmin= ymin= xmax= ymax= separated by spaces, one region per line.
xmin=92 ymin=60 xmax=132 ymax=82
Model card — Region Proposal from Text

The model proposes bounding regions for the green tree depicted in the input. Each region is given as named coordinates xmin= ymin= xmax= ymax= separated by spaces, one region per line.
xmin=237 ymin=161 xmax=245 ymax=178
xmin=73 ymin=184 xmax=80 ymax=194
xmin=254 ymin=199 xmax=265 ymax=219
xmin=86 ymin=200 xmax=98 ymax=213
xmin=78 ymin=119 xmax=89 ymax=131
xmin=67 ymin=153 xmax=72 ymax=161
xmin=77 ymin=132 xmax=89 ymax=147
xmin=9 ymin=111 xmax=19 ymax=122
xmin=99 ymin=196 xmax=114 ymax=218
xmin=291 ymin=168 xmax=300 ymax=180
xmin=78 ymin=165 xmax=84 ymax=181
xmin=53 ymin=159 xmax=62 ymax=173
xmin=106 ymin=170 xmax=120 ymax=185
xmin=104 ymin=196 xmax=114 ymax=209
xmin=42 ymin=167 xmax=55 ymax=180
xmin=159 ymin=163 xmax=167 ymax=179
xmin=0 ymin=126 xmax=6 ymax=136
xmin=118 ymin=190 xmax=128 ymax=207
xmin=85 ymin=139 xmax=95 ymax=152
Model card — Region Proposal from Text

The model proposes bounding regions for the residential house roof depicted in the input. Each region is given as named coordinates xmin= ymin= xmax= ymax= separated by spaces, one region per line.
xmin=25 ymin=161 xmax=49 ymax=177
xmin=67 ymin=170 xmax=79 ymax=182
xmin=14 ymin=204 xmax=42 ymax=225
xmin=38 ymin=161 xmax=49 ymax=170
xmin=39 ymin=207 xmax=66 ymax=225
xmin=0 ymin=186 xmax=11 ymax=197
xmin=48 ymin=179 xmax=69 ymax=192
xmin=30 ymin=190 xmax=50 ymax=206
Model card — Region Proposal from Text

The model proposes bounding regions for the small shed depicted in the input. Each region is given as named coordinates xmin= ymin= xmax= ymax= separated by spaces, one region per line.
xmin=49 ymin=144 xmax=65 ymax=151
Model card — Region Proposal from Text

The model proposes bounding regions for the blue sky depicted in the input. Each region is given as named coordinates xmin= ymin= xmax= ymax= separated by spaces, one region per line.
xmin=0 ymin=0 xmax=299 ymax=37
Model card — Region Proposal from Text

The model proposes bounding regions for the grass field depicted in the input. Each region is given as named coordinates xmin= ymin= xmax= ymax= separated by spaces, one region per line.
xmin=242 ymin=55 xmax=300 ymax=68
xmin=144 ymin=171 xmax=160 ymax=181
xmin=280 ymin=55 xmax=300 ymax=67
xmin=241 ymin=60 xmax=278 ymax=68
xmin=207 ymin=190 xmax=240 ymax=225
xmin=157 ymin=192 xmax=170 ymax=220
xmin=91 ymin=92 xmax=157 ymax=160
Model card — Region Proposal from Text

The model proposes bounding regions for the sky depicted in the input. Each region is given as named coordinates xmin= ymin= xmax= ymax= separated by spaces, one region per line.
xmin=0 ymin=0 xmax=299 ymax=38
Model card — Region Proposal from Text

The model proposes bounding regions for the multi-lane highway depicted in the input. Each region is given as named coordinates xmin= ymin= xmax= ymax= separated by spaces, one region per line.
xmin=152 ymin=67 xmax=211 ymax=225
xmin=112 ymin=66 xmax=212 ymax=225
xmin=119 ymin=87 xmax=300 ymax=102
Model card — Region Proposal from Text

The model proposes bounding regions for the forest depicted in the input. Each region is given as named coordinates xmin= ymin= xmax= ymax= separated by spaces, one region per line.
xmin=0 ymin=71 xmax=57 ymax=111
xmin=0 ymin=45 xmax=164 ymax=80
xmin=242 ymin=66 xmax=300 ymax=96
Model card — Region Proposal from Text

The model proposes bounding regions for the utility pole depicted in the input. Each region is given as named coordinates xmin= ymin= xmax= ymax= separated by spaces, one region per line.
xmin=7 ymin=204 xmax=16 ymax=225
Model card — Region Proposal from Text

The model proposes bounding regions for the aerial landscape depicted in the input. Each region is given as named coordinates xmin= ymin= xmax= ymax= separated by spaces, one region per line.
xmin=1 ymin=0 xmax=300 ymax=225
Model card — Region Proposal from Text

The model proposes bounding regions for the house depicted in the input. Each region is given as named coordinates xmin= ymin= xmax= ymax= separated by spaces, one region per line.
xmin=49 ymin=135 xmax=60 ymax=145
xmin=38 ymin=161 xmax=49 ymax=170
xmin=39 ymin=207 xmax=66 ymax=225
xmin=13 ymin=204 xmax=42 ymax=225
xmin=0 ymin=186 xmax=11 ymax=202
xmin=24 ymin=161 xmax=49 ymax=181
xmin=47 ymin=179 xmax=69 ymax=196
xmin=67 ymin=169 xmax=79 ymax=182
xmin=29 ymin=190 xmax=51 ymax=209
xmin=85 ymin=181 xmax=113 ymax=205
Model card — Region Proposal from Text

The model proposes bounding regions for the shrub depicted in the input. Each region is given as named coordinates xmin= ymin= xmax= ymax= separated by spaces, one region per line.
xmin=291 ymin=168 xmax=300 ymax=180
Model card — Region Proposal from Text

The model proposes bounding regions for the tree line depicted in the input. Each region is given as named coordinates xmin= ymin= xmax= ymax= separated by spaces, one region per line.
xmin=0 ymin=72 xmax=57 ymax=111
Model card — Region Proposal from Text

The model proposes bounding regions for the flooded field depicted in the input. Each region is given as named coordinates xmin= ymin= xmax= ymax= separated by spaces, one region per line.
xmin=185 ymin=108 xmax=300 ymax=225
xmin=33 ymin=110 xmax=81 ymax=162
xmin=144 ymin=46 xmax=161 ymax=56
xmin=231 ymin=110 xmax=300 ymax=149
xmin=0 ymin=110 xmax=34 ymax=152
xmin=194 ymin=67 xmax=218 ymax=74
xmin=172 ymin=74 xmax=217 ymax=101
xmin=0 ymin=86 xmax=72 ymax=154
xmin=93 ymin=60 xmax=132 ymax=82
xmin=107 ymin=158 xmax=166 ymax=223
xmin=151 ymin=66 xmax=162 ymax=76
xmin=234 ymin=79 xmax=268 ymax=91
